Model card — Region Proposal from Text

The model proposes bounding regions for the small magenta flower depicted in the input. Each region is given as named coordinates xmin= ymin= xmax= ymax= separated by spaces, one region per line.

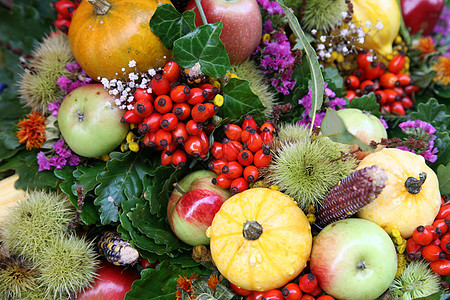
xmin=397 ymin=119 xmax=438 ymax=163
xmin=37 ymin=151 xmax=51 ymax=172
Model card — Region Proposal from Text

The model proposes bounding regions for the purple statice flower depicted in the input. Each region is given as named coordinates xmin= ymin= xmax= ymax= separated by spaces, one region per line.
xmin=49 ymin=156 xmax=67 ymax=169
xmin=48 ymin=99 xmax=61 ymax=116
xmin=65 ymin=61 xmax=82 ymax=72
xmin=397 ymin=119 xmax=438 ymax=163
xmin=37 ymin=151 xmax=51 ymax=172
xmin=56 ymin=77 xmax=72 ymax=92
xmin=379 ymin=117 xmax=389 ymax=130
xmin=68 ymin=154 xmax=81 ymax=166
xmin=67 ymin=80 xmax=89 ymax=93
xmin=329 ymin=97 xmax=346 ymax=109
xmin=396 ymin=146 xmax=415 ymax=153
xmin=257 ymin=0 xmax=284 ymax=15
xmin=263 ymin=19 xmax=274 ymax=34
xmin=433 ymin=6 xmax=450 ymax=56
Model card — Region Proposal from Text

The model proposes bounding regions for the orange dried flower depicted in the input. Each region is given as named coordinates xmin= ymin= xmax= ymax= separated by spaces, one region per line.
xmin=433 ymin=56 xmax=450 ymax=85
xmin=16 ymin=111 xmax=47 ymax=150
xmin=414 ymin=37 xmax=436 ymax=58
xmin=176 ymin=274 xmax=199 ymax=299
xmin=207 ymin=274 xmax=220 ymax=291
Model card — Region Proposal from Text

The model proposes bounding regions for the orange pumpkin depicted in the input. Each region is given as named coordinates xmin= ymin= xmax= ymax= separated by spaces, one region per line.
xmin=206 ymin=188 xmax=312 ymax=292
xmin=68 ymin=0 xmax=172 ymax=80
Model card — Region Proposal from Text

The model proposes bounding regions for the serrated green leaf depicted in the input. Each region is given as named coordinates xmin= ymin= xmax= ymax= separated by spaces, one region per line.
xmin=125 ymin=261 xmax=209 ymax=300
xmin=347 ymin=93 xmax=381 ymax=117
xmin=94 ymin=152 xmax=147 ymax=224
xmin=276 ymin=0 xmax=324 ymax=128
xmin=320 ymin=108 xmax=371 ymax=151
xmin=173 ymin=22 xmax=230 ymax=78
xmin=219 ymin=78 xmax=265 ymax=123
xmin=410 ymin=98 xmax=450 ymax=130
xmin=149 ymin=3 xmax=196 ymax=50
xmin=72 ymin=162 xmax=106 ymax=194
xmin=437 ymin=163 xmax=450 ymax=195
xmin=129 ymin=202 xmax=190 ymax=256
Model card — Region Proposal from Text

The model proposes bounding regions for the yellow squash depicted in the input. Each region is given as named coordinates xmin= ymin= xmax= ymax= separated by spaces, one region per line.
xmin=206 ymin=188 xmax=312 ymax=292
xmin=68 ymin=0 xmax=172 ymax=80
xmin=0 ymin=175 xmax=26 ymax=223
xmin=352 ymin=0 xmax=400 ymax=56
xmin=356 ymin=148 xmax=441 ymax=238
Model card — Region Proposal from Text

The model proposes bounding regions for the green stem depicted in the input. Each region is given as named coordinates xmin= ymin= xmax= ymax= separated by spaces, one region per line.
xmin=194 ymin=0 xmax=208 ymax=26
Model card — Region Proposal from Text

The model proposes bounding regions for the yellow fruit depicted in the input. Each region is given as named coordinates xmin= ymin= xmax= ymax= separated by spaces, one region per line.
xmin=206 ymin=188 xmax=312 ymax=292
xmin=356 ymin=149 xmax=441 ymax=238
xmin=68 ymin=0 xmax=172 ymax=80
xmin=0 ymin=175 xmax=26 ymax=223
xmin=352 ymin=0 xmax=401 ymax=56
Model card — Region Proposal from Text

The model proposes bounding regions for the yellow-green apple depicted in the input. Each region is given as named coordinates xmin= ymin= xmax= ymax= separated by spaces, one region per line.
xmin=310 ymin=218 xmax=397 ymax=300
xmin=336 ymin=108 xmax=387 ymax=159
xmin=185 ymin=0 xmax=262 ymax=64
xmin=58 ymin=84 xmax=129 ymax=158
xmin=167 ymin=170 xmax=232 ymax=246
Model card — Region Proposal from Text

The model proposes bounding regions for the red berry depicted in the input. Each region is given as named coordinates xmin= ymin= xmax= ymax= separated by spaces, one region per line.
xmin=211 ymin=174 xmax=232 ymax=189
xmin=155 ymin=129 xmax=172 ymax=147
xmin=222 ymin=139 xmax=243 ymax=161
xmin=317 ymin=296 xmax=335 ymax=300
xmin=237 ymin=149 xmax=254 ymax=166
xmin=309 ymin=284 xmax=322 ymax=297
xmin=345 ymin=90 xmax=357 ymax=102
xmin=436 ymin=204 xmax=450 ymax=220
xmin=401 ymin=96 xmax=413 ymax=109
xmin=388 ymin=54 xmax=406 ymax=74
xmin=186 ymin=120 xmax=203 ymax=135
xmin=433 ymin=219 xmax=450 ymax=236
xmin=150 ymin=73 xmax=170 ymax=95
xmin=259 ymin=120 xmax=275 ymax=134
xmin=208 ymin=159 xmax=227 ymax=175
xmin=134 ymin=98 xmax=154 ymax=118
xmin=171 ymin=149 xmax=187 ymax=169
xmin=345 ymin=75 xmax=360 ymax=90
xmin=54 ymin=0 xmax=77 ymax=19
xmin=359 ymin=79 xmax=375 ymax=93
xmin=429 ymin=259 xmax=450 ymax=275
xmin=374 ymin=90 xmax=387 ymax=105
xmin=141 ymin=112 xmax=162 ymax=133
xmin=397 ymin=73 xmax=411 ymax=86
xmin=222 ymin=161 xmax=243 ymax=179
xmin=413 ymin=225 xmax=434 ymax=246
xmin=364 ymin=61 xmax=381 ymax=80
xmin=230 ymin=177 xmax=249 ymax=194
xmin=172 ymin=102 xmax=191 ymax=120
xmin=282 ymin=282 xmax=302 ymax=300
xmin=298 ymin=273 xmax=318 ymax=294
xmin=211 ymin=142 xmax=224 ymax=159
xmin=171 ymin=122 xmax=188 ymax=144
xmin=253 ymin=145 xmax=271 ymax=168
xmin=422 ymin=244 xmax=446 ymax=261
xmin=160 ymin=113 xmax=178 ymax=131
xmin=406 ymin=237 xmax=423 ymax=254
xmin=441 ymin=234 xmax=450 ymax=254
xmin=225 ymin=124 xmax=243 ymax=142
xmin=170 ymin=84 xmax=191 ymax=103
xmin=163 ymin=60 xmax=180 ymax=82
xmin=260 ymin=128 xmax=273 ymax=144
xmin=404 ymin=85 xmax=420 ymax=95
xmin=262 ymin=289 xmax=284 ymax=300
xmin=54 ymin=18 xmax=71 ymax=34
xmin=134 ymin=88 xmax=153 ymax=102
xmin=160 ymin=150 xmax=172 ymax=166
xmin=198 ymin=83 xmax=219 ymax=101
xmin=187 ymin=87 xmax=208 ymax=105
xmin=229 ymin=282 xmax=252 ymax=296
xmin=121 ymin=110 xmax=144 ymax=124
xmin=196 ymin=129 xmax=210 ymax=156
xmin=191 ymin=104 xmax=210 ymax=123
xmin=352 ymin=68 xmax=365 ymax=80
xmin=241 ymin=126 xmax=254 ymax=144
xmin=142 ymin=132 xmax=157 ymax=148
xmin=247 ymin=291 xmax=265 ymax=300
xmin=384 ymin=89 xmax=401 ymax=102
xmin=299 ymin=294 xmax=315 ymax=300
xmin=357 ymin=52 xmax=372 ymax=69
xmin=184 ymin=135 xmax=202 ymax=157
xmin=247 ymin=132 xmax=263 ymax=153
xmin=380 ymin=73 xmax=400 ymax=89
xmin=243 ymin=165 xmax=259 ymax=182
xmin=154 ymin=95 xmax=173 ymax=114
xmin=391 ymin=101 xmax=406 ymax=115
xmin=203 ymin=102 xmax=219 ymax=119
xmin=242 ymin=115 xmax=257 ymax=130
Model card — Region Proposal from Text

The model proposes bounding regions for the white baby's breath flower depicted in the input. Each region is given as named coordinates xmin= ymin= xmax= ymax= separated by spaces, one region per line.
xmin=148 ymin=69 xmax=157 ymax=76
xmin=311 ymin=29 xmax=317 ymax=35
xmin=121 ymin=68 xmax=126 ymax=72
xmin=341 ymin=11 xmax=348 ymax=18
xmin=104 ymin=101 xmax=112 ymax=107
xmin=101 ymin=78 xmax=110 ymax=89
xmin=317 ymin=44 xmax=325 ymax=50
xmin=128 ymin=60 xmax=136 ymax=68
xmin=365 ymin=21 xmax=371 ymax=28
xmin=320 ymin=36 xmax=327 ymax=42
xmin=357 ymin=37 xmax=365 ymax=44
xmin=376 ymin=22 xmax=384 ymax=30
xmin=115 ymin=99 xmax=121 ymax=106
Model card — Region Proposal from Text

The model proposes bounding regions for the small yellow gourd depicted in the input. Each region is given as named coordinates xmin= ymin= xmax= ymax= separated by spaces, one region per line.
xmin=356 ymin=148 xmax=441 ymax=238
xmin=0 ymin=175 xmax=26 ymax=223
xmin=206 ymin=188 xmax=312 ymax=292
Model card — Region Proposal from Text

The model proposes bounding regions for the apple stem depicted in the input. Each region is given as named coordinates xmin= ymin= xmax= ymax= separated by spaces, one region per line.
xmin=87 ymin=0 xmax=111 ymax=15
xmin=173 ymin=183 xmax=186 ymax=195
xmin=194 ymin=0 xmax=208 ymax=25
xmin=405 ymin=172 xmax=427 ymax=194
xmin=242 ymin=220 xmax=263 ymax=240
xmin=356 ymin=261 xmax=366 ymax=270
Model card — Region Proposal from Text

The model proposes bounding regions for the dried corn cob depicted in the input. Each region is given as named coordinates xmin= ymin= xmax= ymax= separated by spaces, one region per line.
xmin=98 ymin=231 xmax=139 ymax=266
xmin=316 ymin=165 xmax=387 ymax=228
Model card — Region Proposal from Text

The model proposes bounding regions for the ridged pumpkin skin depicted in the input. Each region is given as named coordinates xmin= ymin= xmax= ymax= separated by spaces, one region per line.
xmin=68 ymin=0 xmax=172 ymax=80
xmin=206 ymin=188 xmax=312 ymax=292
xmin=356 ymin=148 xmax=441 ymax=238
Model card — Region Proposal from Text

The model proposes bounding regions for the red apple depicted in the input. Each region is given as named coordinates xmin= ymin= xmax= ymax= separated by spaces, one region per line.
xmin=167 ymin=170 xmax=232 ymax=246
xmin=77 ymin=261 xmax=140 ymax=300
xmin=185 ymin=0 xmax=262 ymax=64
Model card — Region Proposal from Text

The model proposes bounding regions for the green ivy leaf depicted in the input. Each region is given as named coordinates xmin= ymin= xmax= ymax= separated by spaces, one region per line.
xmin=128 ymin=202 xmax=190 ymax=256
xmin=433 ymin=130 xmax=450 ymax=169
xmin=219 ymin=78 xmax=265 ymax=123
xmin=94 ymin=152 xmax=147 ymax=224
xmin=321 ymin=108 xmax=371 ymax=151
xmin=347 ymin=93 xmax=381 ymax=117
xmin=149 ymin=3 xmax=196 ymax=50
xmin=437 ymin=163 xmax=450 ymax=195
xmin=410 ymin=98 xmax=450 ymax=130
xmin=125 ymin=261 xmax=210 ymax=300
xmin=173 ymin=22 xmax=230 ymax=78
xmin=276 ymin=0 xmax=324 ymax=125
xmin=322 ymin=67 xmax=344 ymax=95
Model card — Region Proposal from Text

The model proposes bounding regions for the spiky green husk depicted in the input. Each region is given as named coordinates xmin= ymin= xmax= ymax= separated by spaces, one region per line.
xmin=18 ymin=33 xmax=73 ymax=113
xmin=282 ymin=0 xmax=304 ymax=15
xmin=37 ymin=233 xmax=98 ymax=299
xmin=301 ymin=0 xmax=347 ymax=32
xmin=277 ymin=123 xmax=311 ymax=144
xmin=265 ymin=124 xmax=357 ymax=209
xmin=230 ymin=60 xmax=277 ymax=117
xmin=0 ymin=190 xmax=73 ymax=262
xmin=389 ymin=260 xmax=441 ymax=300
xmin=0 ymin=244 xmax=39 ymax=299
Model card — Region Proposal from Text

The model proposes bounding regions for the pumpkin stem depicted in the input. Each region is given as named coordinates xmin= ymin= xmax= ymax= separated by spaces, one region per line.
xmin=405 ymin=172 xmax=427 ymax=194
xmin=243 ymin=220 xmax=263 ymax=240
xmin=87 ymin=0 xmax=111 ymax=15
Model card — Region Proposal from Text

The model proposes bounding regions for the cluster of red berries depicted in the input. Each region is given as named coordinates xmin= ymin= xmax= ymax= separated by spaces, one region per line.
xmin=52 ymin=0 xmax=80 ymax=33
xmin=230 ymin=273 xmax=334 ymax=300
xmin=406 ymin=197 xmax=450 ymax=276
xmin=345 ymin=52 xmax=419 ymax=115
xmin=121 ymin=60 xmax=220 ymax=169
xmin=208 ymin=115 xmax=274 ymax=194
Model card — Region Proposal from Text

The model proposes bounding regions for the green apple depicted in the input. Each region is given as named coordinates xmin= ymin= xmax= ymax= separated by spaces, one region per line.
xmin=58 ymin=84 xmax=129 ymax=158
xmin=310 ymin=218 xmax=397 ymax=300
